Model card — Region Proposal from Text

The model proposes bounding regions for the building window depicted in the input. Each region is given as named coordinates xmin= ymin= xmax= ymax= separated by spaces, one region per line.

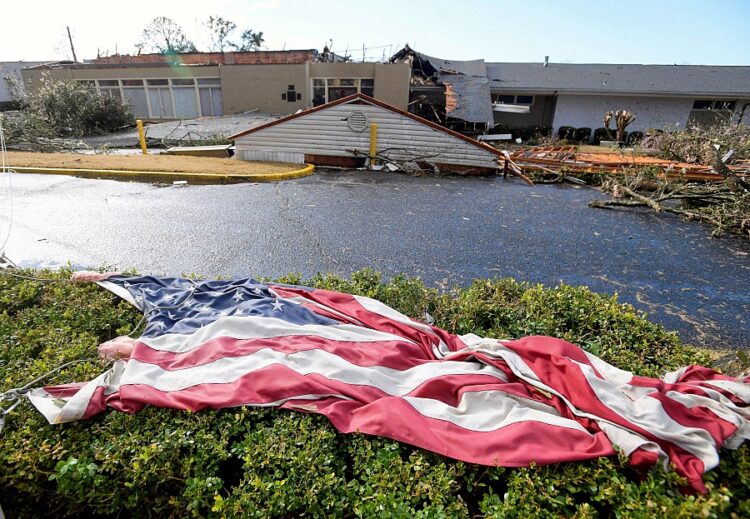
xmin=311 ymin=78 xmax=376 ymax=106
xmin=91 ymin=78 xmax=222 ymax=119
xmin=491 ymin=93 xmax=534 ymax=105
xmin=97 ymin=79 xmax=121 ymax=99
xmin=121 ymin=79 xmax=149 ymax=118
xmin=692 ymin=99 xmax=736 ymax=111
xmin=197 ymin=78 xmax=223 ymax=116
xmin=688 ymin=99 xmax=737 ymax=127
xmin=360 ymin=79 xmax=374 ymax=97
xmin=146 ymin=79 xmax=173 ymax=118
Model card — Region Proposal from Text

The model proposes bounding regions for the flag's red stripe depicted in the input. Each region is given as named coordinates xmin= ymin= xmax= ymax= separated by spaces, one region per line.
xmin=300 ymin=394 xmax=617 ymax=467
xmin=132 ymin=335 xmax=434 ymax=371
xmin=501 ymin=337 xmax=714 ymax=490
xmin=119 ymin=364 xmax=516 ymax=410
xmin=270 ymin=285 xmax=467 ymax=353
xmin=96 ymin=367 xmax=615 ymax=468
xmin=646 ymin=393 xmax=737 ymax=446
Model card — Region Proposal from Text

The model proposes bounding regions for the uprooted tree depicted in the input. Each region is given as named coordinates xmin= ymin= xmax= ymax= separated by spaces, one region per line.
xmin=590 ymin=122 xmax=750 ymax=238
xmin=1 ymin=78 xmax=133 ymax=148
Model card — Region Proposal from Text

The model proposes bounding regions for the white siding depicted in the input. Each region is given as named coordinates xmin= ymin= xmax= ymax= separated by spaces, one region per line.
xmin=552 ymin=95 xmax=695 ymax=132
xmin=235 ymin=101 xmax=499 ymax=169
xmin=239 ymin=150 xmax=305 ymax=163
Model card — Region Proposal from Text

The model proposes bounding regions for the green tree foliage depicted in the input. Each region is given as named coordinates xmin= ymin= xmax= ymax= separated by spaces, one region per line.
xmin=235 ymin=29 xmax=265 ymax=51
xmin=3 ymin=78 xmax=133 ymax=141
xmin=137 ymin=16 xmax=197 ymax=54
xmin=1 ymin=268 xmax=746 ymax=518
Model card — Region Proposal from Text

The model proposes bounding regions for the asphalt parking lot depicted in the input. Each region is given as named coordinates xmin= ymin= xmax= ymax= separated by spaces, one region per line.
xmin=3 ymin=169 xmax=749 ymax=348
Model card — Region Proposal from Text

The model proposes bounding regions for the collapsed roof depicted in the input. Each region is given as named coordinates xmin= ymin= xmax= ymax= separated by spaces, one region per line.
xmin=391 ymin=45 xmax=493 ymax=127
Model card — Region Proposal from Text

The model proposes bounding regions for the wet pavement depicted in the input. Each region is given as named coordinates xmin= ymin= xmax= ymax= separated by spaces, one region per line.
xmin=2 ymin=170 xmax=749 ymax=348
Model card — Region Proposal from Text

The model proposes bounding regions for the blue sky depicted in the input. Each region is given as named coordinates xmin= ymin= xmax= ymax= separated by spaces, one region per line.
xmin=4 ymin=0 xmax=750 ymax=64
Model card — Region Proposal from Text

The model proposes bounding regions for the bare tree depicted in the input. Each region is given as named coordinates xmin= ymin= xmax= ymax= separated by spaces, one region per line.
xmin=138 ymin=17 xmax=197 ymax=54
xmin=204 ymin=16 xmax=237 ymax=52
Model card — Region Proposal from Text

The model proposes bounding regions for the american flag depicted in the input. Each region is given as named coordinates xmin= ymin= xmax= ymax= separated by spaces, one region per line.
xmin=29 ymin=275 xmax=750 ymax=492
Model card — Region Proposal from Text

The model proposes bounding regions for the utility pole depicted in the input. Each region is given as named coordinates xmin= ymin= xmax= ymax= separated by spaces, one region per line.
xmin=66 ymin=26 xmax=78 ymax=62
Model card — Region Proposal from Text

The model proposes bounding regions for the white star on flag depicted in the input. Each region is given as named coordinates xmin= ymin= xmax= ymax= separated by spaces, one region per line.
xmin=232 ymin=291 xmax=245 ymax=302
xmin=252 ymin=287 xmax=263 ymax=295
xmin=271 ymin=299 xmax=284 ymax=312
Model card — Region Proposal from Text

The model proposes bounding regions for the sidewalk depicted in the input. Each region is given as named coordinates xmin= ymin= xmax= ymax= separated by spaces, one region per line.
xmin=4 ymin=151 xmax=314 ymax=184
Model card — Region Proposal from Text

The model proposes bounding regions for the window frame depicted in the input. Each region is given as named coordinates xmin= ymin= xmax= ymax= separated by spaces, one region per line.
xmin=91 ymin=77 xmax=222 ymax=119
xmin=491 ymin=93 xmax=535 ymax=106
xmin=310 ymin=77 xmax=376 ymax=106
xmin=692 ymin=99 xmax=737 ymax=111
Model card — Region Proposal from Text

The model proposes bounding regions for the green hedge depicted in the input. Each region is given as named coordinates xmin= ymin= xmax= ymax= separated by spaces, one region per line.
xmin=1 ymin=268 xmax=747 ymax=518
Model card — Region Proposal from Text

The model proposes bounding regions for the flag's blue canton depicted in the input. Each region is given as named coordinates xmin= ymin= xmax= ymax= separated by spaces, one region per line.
xmin=107 ymin=276 xmax=339 ymax=338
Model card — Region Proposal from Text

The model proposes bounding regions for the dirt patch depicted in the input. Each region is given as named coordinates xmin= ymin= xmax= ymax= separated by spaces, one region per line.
xmin=5 ymin=151 xmax=298 ymax=176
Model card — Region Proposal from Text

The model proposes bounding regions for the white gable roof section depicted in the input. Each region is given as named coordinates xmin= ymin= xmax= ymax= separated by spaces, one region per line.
xmin=232 ymin=96 xmax=500 ymax=170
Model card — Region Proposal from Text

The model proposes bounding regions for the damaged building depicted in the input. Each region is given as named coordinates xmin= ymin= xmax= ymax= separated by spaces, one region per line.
xmin=21 ymin=50 xmax=411 ymax=120
xmin=230 ymin=93 xmax=503 ymax=175
xmin=390 ymin=45 xmax=494 ymax=136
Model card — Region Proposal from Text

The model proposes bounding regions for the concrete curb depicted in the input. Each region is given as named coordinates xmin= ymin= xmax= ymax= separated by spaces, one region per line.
xmin=10 ymin=163 xmax=315 ymax=184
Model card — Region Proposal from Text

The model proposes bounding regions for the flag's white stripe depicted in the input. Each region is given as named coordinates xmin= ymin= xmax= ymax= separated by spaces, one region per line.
xmin=120 ymin=347 xmax=509 ymax=395
xmin=140 ymin=315 xmax=418 ymax=353
xmin=354 ymin=295 xmax=458 ymax=355
xmin=353 ymin=295 xmax=436 ymax=335
xmin=576 ymin=361 xmax=720 ymax=469
xmin=595 ymin=421 xmax=668 ymax=466
xmin=583 ymin=351 xmax=633 ymax=386
xmin=98 ymin=281 xmax=140 ymax=310
xmin=461 ymin=339 xmax=721 ymax=470
xmin=665 ymin=390 xmax=750 ymax=448
xmin=27 ymin=360 xmax=127 ymax=424
xmin=703 ymin=380 xmax=750 ymax=404
xmin=663 ymin=366 xmax=689 ymax=384
xmin=405 ymin=389 xmax=588 ymax=433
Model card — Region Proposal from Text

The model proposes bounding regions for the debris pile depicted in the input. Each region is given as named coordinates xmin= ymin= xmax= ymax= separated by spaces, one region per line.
xmin=502 ymin=142 xmax=750 ymax=237
xmin=506 ymin=146 xmax=750 ymax=182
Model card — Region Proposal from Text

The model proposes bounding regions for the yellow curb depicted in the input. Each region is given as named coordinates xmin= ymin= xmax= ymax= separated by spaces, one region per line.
xmin=10 ymin=163 xmax=315 ymax=184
